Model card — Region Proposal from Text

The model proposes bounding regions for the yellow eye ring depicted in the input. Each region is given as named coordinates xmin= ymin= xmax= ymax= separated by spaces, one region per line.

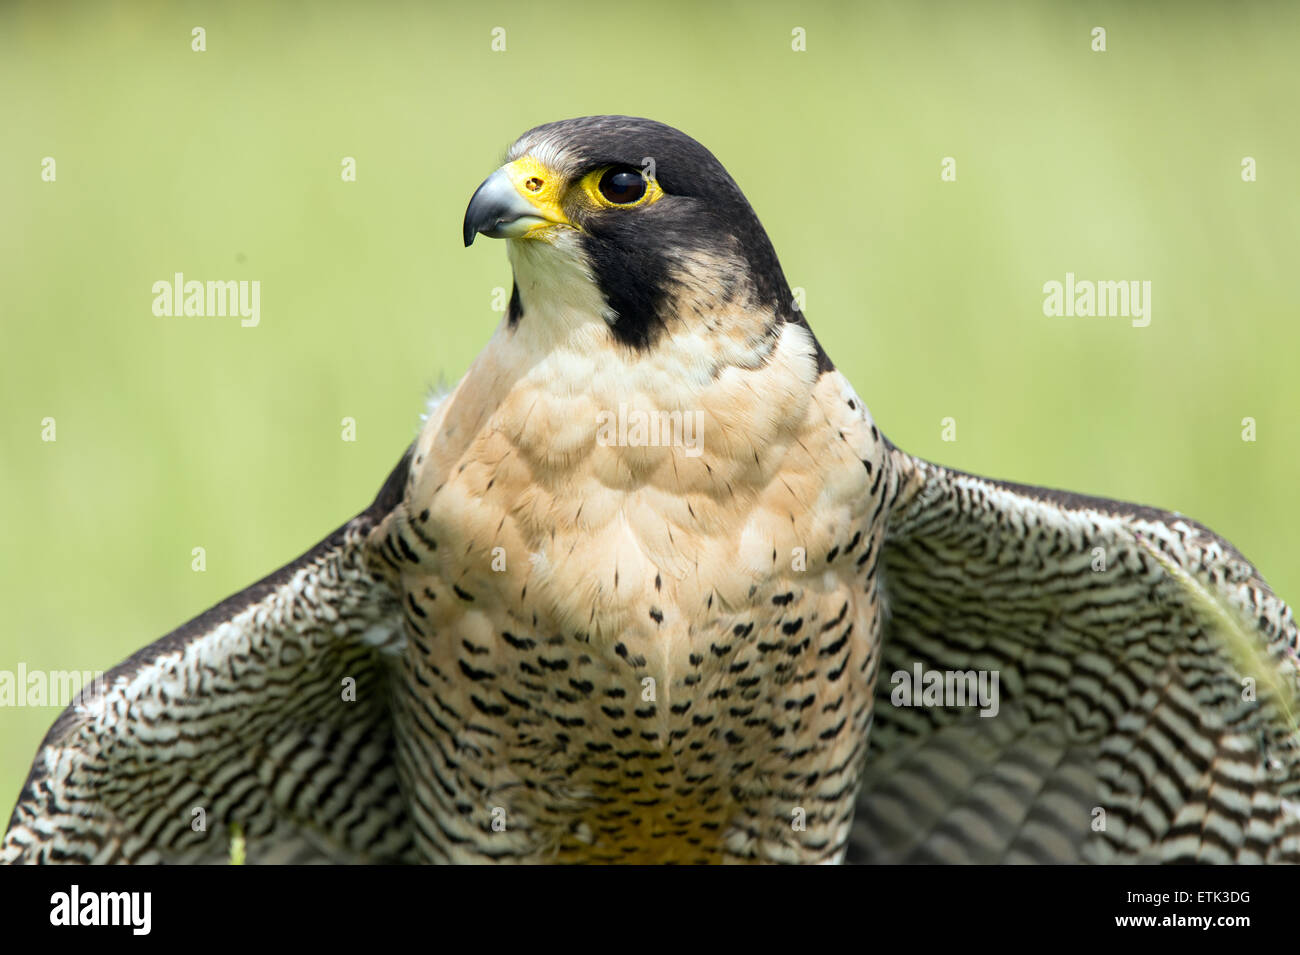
xmin=578 ymin=165 xmax=664 ymax=210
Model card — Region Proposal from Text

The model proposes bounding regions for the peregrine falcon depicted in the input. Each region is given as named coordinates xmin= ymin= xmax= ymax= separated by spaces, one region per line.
xmin=5 ymin=116 xmax=1298 ymax=864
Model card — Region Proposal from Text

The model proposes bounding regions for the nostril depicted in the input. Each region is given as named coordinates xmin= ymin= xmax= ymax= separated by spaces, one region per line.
xmin=524 ymin=177 xmax=544 ymax=193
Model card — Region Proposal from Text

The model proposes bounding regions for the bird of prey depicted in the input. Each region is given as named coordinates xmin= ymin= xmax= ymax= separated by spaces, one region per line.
xmin=5 ymin=116 xmax=1298 ymax=865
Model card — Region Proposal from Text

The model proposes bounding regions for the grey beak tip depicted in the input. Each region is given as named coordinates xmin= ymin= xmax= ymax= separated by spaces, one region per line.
xmin=463 ymin=167 xmax=535 ymax=248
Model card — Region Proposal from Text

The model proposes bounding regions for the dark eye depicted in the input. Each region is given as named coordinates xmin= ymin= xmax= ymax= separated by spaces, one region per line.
xmin=598 ymin=167 xmax=647 ymax=204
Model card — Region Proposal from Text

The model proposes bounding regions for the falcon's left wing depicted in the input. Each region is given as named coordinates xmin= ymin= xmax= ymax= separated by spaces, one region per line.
xmin=850 ymin=445 xmax=1300 ymax=864
xmin=2 ymin=451 xmax=417 ymax=864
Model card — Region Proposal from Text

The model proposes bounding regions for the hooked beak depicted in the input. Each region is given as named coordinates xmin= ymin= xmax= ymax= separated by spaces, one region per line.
xmin=463 ymin=159 xmax=569 ymax=247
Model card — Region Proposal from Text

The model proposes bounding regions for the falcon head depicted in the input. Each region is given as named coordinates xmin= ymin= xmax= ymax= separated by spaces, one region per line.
xmin=463 ymin=115 xmax=826 ymax=364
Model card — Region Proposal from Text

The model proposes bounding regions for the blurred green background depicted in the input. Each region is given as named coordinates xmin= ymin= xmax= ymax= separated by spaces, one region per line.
xmin=1 ymin=0 xmax=1297 ymax=813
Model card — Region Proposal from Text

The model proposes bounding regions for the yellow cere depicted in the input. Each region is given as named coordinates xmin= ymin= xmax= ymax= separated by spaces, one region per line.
xmin=501 ymin=156 xmax=572 ymax=233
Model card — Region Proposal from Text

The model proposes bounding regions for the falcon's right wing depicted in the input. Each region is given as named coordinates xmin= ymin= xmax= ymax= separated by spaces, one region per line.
xmin=2 ymin=451 xmax=418 ymax=864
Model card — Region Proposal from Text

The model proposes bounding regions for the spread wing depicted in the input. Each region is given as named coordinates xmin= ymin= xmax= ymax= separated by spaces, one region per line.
xmin=849 ymin=445 xmax=1300 ymax=864
xmin=2 ymin=451 xmax=417 ymax=864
